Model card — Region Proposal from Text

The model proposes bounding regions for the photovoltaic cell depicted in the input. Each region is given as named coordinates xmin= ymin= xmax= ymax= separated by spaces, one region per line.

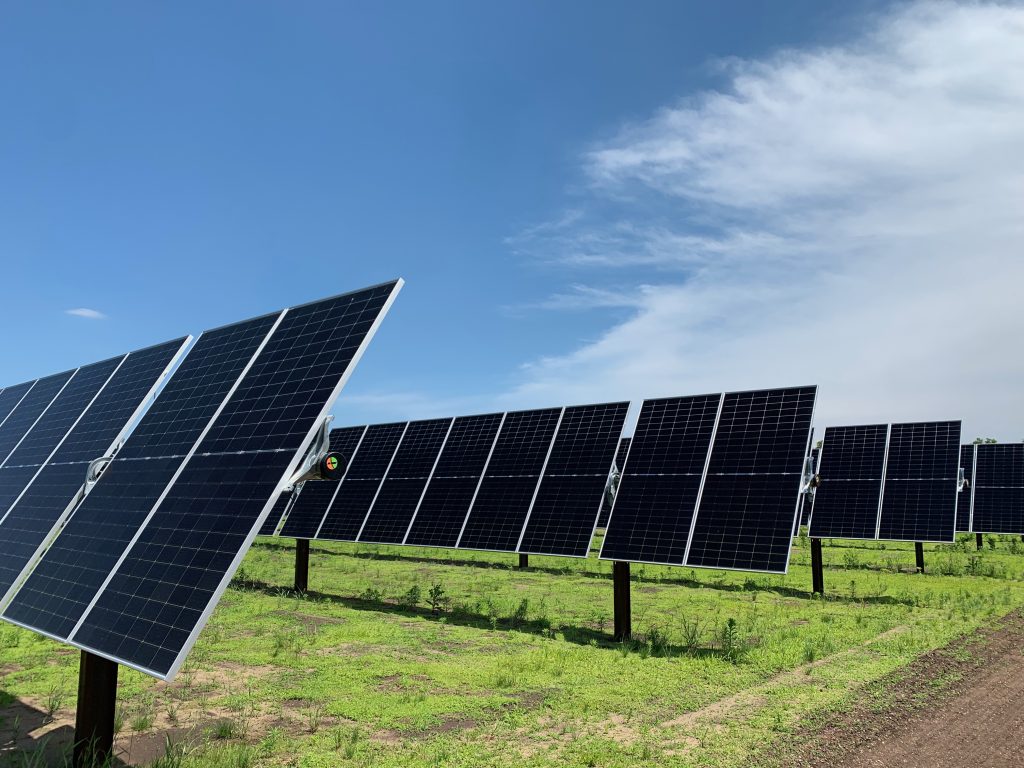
xmin=0 ymin=372 xmax=75 ymax=465
xmin=0 ymin=382 xmax=38 ymax=434
xmin=0 ymin=322 xmax=278 ymax=640
xmin=358 ymin=418 xmax=452 ymax=544
xmin=0 ymin=340 xmax=186 ymax=604
xmin=279 ymin=426 xmax=366 ymax=539
xmin=971 ymin=444 xmax=1024 ymax=534
xmin=518 ymin=402 xmax=628 ymax=557
xmin=457 ymin=408 xmax=561 ymax=553
xmin=600 ymin=395 xmax=720 ymax=565
xmin=956 ymin=444 xmax=975 ymax=532
xmin=69 ymin=282 xmax=400 ymax=678
xmin=685 ymin=386 xmax=815 ymax=573
xmin=808 ymin=425 xmax=889 ymax=540
xmin=316 ymin=422 xmax=406 ymax=542
xmin=403 ymin=412 xmax=503 ymax=548
xmin=877 ymin=420 xmax=960 ymax=542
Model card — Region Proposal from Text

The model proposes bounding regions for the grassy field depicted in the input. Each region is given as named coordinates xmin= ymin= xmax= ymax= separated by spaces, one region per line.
xmin=3 ymin=532 xmax=1024 ymax=767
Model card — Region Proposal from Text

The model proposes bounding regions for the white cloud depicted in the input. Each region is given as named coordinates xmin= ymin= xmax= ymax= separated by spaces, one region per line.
xmin=508 ymin=1 xmax=1024 ymax=440
xmin=65 ymin=308 xmax=107 ymax=320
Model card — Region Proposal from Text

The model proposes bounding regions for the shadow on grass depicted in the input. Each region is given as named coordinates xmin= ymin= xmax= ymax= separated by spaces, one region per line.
xmin=0 ymin=693 xmax=129 ymax=768
xmin=250 ymin=539 xmax=916 ymax=607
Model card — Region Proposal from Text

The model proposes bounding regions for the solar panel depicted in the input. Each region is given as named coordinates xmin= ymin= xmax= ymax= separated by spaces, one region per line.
xmin=357 ymin=418 xmax=453 ymax=544
xmin=456 ymin=407 xmax=562 ymax=553
xmin=0 ymin=372 xmax=76 ymax=465
xmin=316 ymin=422 xmax=406 ymax=542
xmin=877 ymin=421 xmax=960 ymax=542
xmin=600 ymin=395 xmax=720 ymax=565
xmin=808 ymin=425 xmax=889 ymax=540
xmin=278 ymin=426 xmax=367 ymax=539
xmin=0 ymin=320 xmax=280 ymax=640
xmin=684 ymin=386 xmax=816 ymax=573
xmin=0 ymin=340 xmax=188 ymax=603
xmin=971 ymin=444 xmax=1024 ymax=534
xmin=518 ymin=402 xmax=628 ymax=557
xmin=66 ymin=282 xmax=400 ymax=678
xmin=403 ymin=412 xmax=504 ymax=548
xmin=0 ymin=381 xmax=38 ymax=433
xmin=956 ymin=444 xmax=975 ymax=532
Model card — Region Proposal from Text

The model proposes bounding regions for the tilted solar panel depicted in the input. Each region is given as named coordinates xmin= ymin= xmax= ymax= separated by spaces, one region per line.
xmin=457 ymin=407 xmax=562 ymax=553
xmin=0 ymin=340 xmax=187 ymax=604
xmin=278 ymin=426 xmax=366 ymax=539
xmin=877 ymin=420 xmax=960 ymax=542
xmin=67 ymin=282 xmax=400 ymax=678
xmin=685 ymin=386 xmax=816 ymax=573
xmin=358 ymin=418 xmax=453 ymax=544
xmin=0 ymin=321 xmax=278 ymax=640
xmin=0 ymin=382 xmax=37 ymax=427
xmin=403 ymin=412 xmax=504 ymax=548
xmin=518 ymin=401 xmax=628 ymax=557
xmin=808 ymin=425 xmax=889 ymax=540
xmin=316 ymin=422 xmax=406 ymax=542
xmin=971 ymin=443 xmax=1024 ymax=534
xmin=600 ymin=394 xmax=720 ymax=565
xmin=0 ymin=372 xmax=75 ymax=465
xmin=956 ymin=444 xmax=975 ymax=532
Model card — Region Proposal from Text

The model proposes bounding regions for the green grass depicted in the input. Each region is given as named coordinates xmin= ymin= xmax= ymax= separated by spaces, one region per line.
xmin=3 ymin=532 xmax=1024 ymax=767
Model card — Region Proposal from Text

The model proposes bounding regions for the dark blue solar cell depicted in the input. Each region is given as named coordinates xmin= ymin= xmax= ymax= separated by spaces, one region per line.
xmin=685 ymin=386 xmax=815 ymax=573
xmin=600 ymin=395 xmax=720 ymax=565
xmin=457 ymin=408 xmax=561 ymax=553
xmin=0 ymin=382 xmax=37 ymax=429
xmin=0 ymin=371 xmax=75 ymax=464
xmin=971 ymin=444 xmax=1024 ymax=534
xmin=358 ymin=418 xmax=452 ymax=544
xmin=257 ymin=494 xmax=292 ymax=537
xmin=877 ymin=420 xmax=960 ymax=542
xmin=317 ymin=422 xmax=406 ymax=541
xmin=808 ymin=425 xmax=888 ymax=540
xmin=519 ymin=402 xmax=628 ymax=557
xmin=404 ymin=412 xmax=503 ymax=549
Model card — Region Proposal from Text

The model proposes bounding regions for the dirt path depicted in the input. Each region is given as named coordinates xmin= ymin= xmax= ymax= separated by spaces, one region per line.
xmin=776 ymin=610 xmax=1024 ymax=768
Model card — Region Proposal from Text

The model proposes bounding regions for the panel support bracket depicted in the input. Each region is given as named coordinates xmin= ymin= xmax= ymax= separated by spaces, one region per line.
xmin=285 ymin=416 xmax=342 ymax=489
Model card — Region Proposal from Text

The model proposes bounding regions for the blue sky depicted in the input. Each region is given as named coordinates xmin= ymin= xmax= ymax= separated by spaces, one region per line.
xmin=2 ymin=1 xmax=1022 ymax=440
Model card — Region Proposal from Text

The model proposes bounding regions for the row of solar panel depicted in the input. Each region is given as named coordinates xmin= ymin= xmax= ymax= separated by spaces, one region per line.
xmin=0 ymin=281 xmax=404 ymax=680
xmin=808 ymin=421 xmax=963 ymax=542
xmin=259 ymin=401 xmax=630 ymax=558
xmin=263 ymin=386 xmax=819 ymax=575
xmin=955 ymin=443 xmax=1024 ymax=535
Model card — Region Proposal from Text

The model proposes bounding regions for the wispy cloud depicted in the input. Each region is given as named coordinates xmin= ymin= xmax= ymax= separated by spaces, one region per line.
xmin=65 ymin=308 xmax=107 ymax=320
xmin=506 ymin=1 xmax=1024 ymax=440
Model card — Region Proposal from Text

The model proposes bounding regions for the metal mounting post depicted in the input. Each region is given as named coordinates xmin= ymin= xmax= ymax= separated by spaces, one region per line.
xmin=810 ymin=538 xmax=824 ymax=596
xmin=613 ymin=561 xmax=631 ymax=641
xmin=518 ymin=553 xmax=529 ymax=569
xmin=915 ymin=542 xmax=925 ymax=573
xmin=976 ymin=532 xmax=984 ymax=551
xmin=73 ymin=651 xmax=118 ymax=768
xmin=294 ymin=539 xmax=310 ymax=592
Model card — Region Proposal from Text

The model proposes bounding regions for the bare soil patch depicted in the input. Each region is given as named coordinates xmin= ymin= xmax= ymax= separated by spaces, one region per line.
xmin=764 ymin=609 xmax=1024 ymax=768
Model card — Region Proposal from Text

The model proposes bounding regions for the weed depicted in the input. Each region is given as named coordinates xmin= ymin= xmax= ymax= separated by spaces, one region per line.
xmin=720 ymin=618 xmax=746 ymax=664
xmin=427 ymin=583 xmax=450 ymax=614
xmin=399 ymin=584 xmax=422 ymax=608
xmin=305 ymin=701 xmax=327 ymax=733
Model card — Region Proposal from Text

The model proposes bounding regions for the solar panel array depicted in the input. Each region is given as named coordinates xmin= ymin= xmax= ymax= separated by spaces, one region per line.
xmin=1 ymin=280 xmax=402 ymax=679
xmin=971 ymin=443 xmax=1024 ymax=534
xmin=809 ymin=420 xmax=961 ymax=542
xmin=268 ymin=403 xmax=629 ymax=558
xmin=600 ymin=386 xmax=816 ymax=573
